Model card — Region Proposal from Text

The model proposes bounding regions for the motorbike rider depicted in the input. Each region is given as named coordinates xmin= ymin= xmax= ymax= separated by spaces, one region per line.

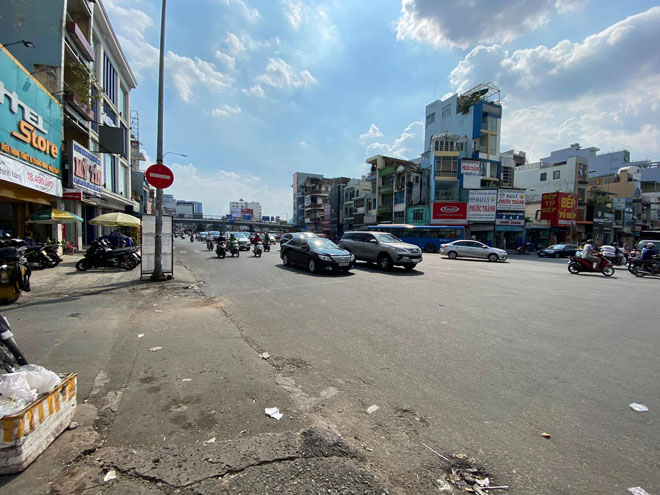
xmin=641 ymin=243 xmax=659 ymax=271
xmin=228 ymin=233 xmax=238 ymax=250
xmin=582 ymin=239 xmax=599 ymax=269
xmin=263 ymin=233 xmax=270 ymax=248
xmin=252 ymin=233 xmax=263 ymax=246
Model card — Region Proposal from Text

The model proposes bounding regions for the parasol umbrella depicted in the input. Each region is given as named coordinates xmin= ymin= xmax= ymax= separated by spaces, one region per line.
xmin=28 ymin=208 xmax=83 ymax=224
xmin=89 ymin=212 xmax=141 ymax=227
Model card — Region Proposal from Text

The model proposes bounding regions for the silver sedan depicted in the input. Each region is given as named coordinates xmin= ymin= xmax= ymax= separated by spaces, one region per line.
xmin=440 ymin=240 xmax=508 ymax=262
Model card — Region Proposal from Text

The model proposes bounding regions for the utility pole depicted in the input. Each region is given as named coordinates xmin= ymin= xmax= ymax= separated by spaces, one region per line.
xmin=150 ymin=0 xmax=167 ymax=281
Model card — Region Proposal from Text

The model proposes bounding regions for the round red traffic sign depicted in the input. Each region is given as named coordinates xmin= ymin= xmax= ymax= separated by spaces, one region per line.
xmin=145 ymin=163 xmax=174 ymax=189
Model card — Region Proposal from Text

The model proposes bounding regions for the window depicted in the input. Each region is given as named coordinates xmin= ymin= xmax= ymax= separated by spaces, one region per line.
xmin=553 ymin=170 xmax=561 ymax=179
xmin=104 ymin=154 xmax=113 ymax=190
xmin=382 ymin=195 xmax=393 ymax=208
xmin=426 ymin=112 xmax=435 ymax=126
xmin=103 ymin=53 xmax=117 ymax=104
xmin=540 ymin=172 xmax=547 ymax=181
xmin=393 ymin=211 xmax=405 ymax=219
xmin=118 ymin=88 xmax=125 ymax=118
xmin=382 ymin=175 xmax=393 ymax=187
xmin=434 ymin=141 xmax=439 ymax=151
xmin=413 ymin=210 xmax=423 ymax=221
xmin=436 ymin=157 xmax=458 ymax=177
xmin=119 ymin=164 xmax=126 ymax=196
xmin=441 ymin=105 xmax=451 ymax=118
xmin=434 ymin=180 xmax=459 ymax=201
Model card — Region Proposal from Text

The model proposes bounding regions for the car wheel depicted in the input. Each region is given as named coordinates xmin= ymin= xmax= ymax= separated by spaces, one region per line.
xmin=424 ymin=243 xmax=437 ymax=253
xmin=282 ymin=253 xmax=290 ymax=266
xmin=487 ymin=253 xmax=498 ymax=262
xmin=447 ymin=251 xmax=458 ymax=259
xmin=308 ymin=258 xmax=317 ymax=273
xmin=377 ymin=254 xmax=393 ymax=270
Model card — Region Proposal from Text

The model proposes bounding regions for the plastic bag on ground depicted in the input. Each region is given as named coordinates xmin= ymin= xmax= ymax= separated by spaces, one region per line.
xmin=0 ymin=374 xmax=37 ymax=417
xmin=16 ymin=364 xmax=61 ymax=395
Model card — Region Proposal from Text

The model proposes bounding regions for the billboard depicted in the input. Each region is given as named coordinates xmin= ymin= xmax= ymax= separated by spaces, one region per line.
xmin=460 ymin=159 xmax=481 ymax=189
xmin=431 ymin=201 xmax=467 ymax=225
xmin=69 ymin=140 xmax=102 ymax=195
xmin=496 ymin=212 xmax=525 ymax=227
xmin=231 ymin=207 xmax=241 ymax=218
xmin=540 ymin=192 xmax=576 ymax=227
xmin=468 ymin=190 xmax=497 ymax=222
xmin=497 ymin=189 xmax=526 ymax=211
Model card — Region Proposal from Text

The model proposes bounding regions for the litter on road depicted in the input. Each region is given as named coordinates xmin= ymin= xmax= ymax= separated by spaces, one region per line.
xmin=541 ymin=432 xmax=551 ymax=438
xmin=103 ymin=469 xmax=117 ymax=482
xmin=367 ymin=404 xmax=380 ymax=414
xmin=137 ymin=334 xmax=144 ymax=339
xmin=420 ymin=442 xmax=451 ymax=462
xmin=182 ymin=378 xmax=192 ymax=382
xmin=148 ymin=347 xmax=162 ymax=352
xmin=265 ymin=407 xmax=283 ymax=420
xmin=629 ymin=403 xmax=648 ymax=412
xmin=259 ymin=352 xmax=271 ymax=360
xmin=628 ymin=488 xmax=650 ymax=495
xmin=204 ymin=437 xmax=216 ymax=444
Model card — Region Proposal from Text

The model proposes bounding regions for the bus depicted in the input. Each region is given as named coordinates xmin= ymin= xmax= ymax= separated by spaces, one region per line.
xmin=367 ymin=224 xmax=466 ymax=252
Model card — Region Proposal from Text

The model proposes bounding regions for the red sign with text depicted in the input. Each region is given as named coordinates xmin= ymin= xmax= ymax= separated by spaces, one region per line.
xmin=431 ymin=201 xmax=468 ymax=225
xmin=540 ymin=192 xmax=576 ymax=227
xmin=145 ymin=163 xmax=174 ymax=189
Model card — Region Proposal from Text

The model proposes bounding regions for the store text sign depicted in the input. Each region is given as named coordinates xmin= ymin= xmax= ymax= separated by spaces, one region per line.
xmin=0 ymin=46 xmax=62 ymax=176
xmin=540 ymin=192 xmax=576 ymax=227
xmin=497 ymin=190 xmax=526 ymax=211
xmin=467 ymin=190 xmax=497 ymax=222
xmin=431 ymin=201 xmax=467 ymax=225
xmin=70 ymin=140 xmax=102 ymax=194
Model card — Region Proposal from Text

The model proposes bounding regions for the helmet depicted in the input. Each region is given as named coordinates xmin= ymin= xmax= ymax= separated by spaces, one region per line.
xmin=647 ymin=243 xmax=655 ymax=249
xmin=586 ymin=239 xmax=594 ymax=244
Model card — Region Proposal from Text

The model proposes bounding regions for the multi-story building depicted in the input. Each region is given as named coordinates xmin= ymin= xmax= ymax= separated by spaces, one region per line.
xmin=302 ymin=176 xmax=333 ymax=232
xmin=500 ymin=150 xmax=526 ymax=187
xmin=163 ymin=194 xmax=177 ymax=215
xmin=393 ymin=161 xmax=428 ymax=225
xmin=229 ymin=200 xmax=261 ymax=221
xmin=292 ymin=172 xmax=323 ymax=228
xmin=329 ymin=177 xmax=350 ymax=240
xmin=176 ymin=200 xmax=203 ymax=218
xmin=1 ymin=0 xmax=138 ymax=248
xmin=365 ymin=155 xmax=421 ymax=225
xmin=342 ymin=178 xmax=371 ymax=231
xmin=421 ymin=83 xmax=503 ymax=237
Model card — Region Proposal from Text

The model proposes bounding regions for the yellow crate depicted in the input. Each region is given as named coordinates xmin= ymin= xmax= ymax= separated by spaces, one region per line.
xmin=0 ymin=373 xmax=77 ymax=474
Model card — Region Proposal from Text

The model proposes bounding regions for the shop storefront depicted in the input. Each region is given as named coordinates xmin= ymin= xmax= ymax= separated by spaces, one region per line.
xmin=495 ymin=189 xmax=526 ymax=249
xmin=467 ymin=189 xmax=496 ymax=245
xmin=1 ymin=45 xmax=63 ymax=240
xmin=540 ymin=192 xmax=577 ymax=245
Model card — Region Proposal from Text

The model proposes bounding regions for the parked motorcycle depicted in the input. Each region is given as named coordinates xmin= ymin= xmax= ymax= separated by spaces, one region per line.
xmin=0 ymin=315 xmax=28 ymax=372
xmin=216 ymin=241 xmax=227 ymax=259
xmin=567 ymin=253 xmax=614 ymax=277
xmin=0 ymin=247 xmax=31 ymax=305
xmin=228 ymin=240 xmax=240 ymax=258
xmin=253 ymin=241 xmax=263 ymax=258
xmin=76 ymin=240 xmax=140 ymax=271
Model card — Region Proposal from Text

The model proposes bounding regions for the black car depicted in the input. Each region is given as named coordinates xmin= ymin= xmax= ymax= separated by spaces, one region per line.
xmin=280 ymin=237 xmax=355 ymax=273
xmin=537 ymin=244 xmax=578 ymax=258
xmin=279 ymin=232 xmax=318 ymax=247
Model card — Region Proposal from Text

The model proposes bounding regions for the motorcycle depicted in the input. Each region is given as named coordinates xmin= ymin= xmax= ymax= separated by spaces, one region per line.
xmin=253 ymin=241 xmax=263 ymax=258
xmin=76 ymin=240 xmax=140 ymax=271
xmin=567 ymin=253 xmax=615 ymax=277
xmin=264 ymin=241 xmax=271 ymax=253
xmin=599 ymin=248 xmax=627 ymax=267
xmin=228 ymin=240 xmax=240 ymax=258
xmin=0 ymin=248 xmax=31 ymax=305
xmin=206 ymin=238 xmax=214 ymax=251
xmin=629 ymin=256 xmax=660 ymax=277
xmin=216 ymin=241 xmax=227 ymax=259
xmin=0 ymin=315 xmax=28 ymax=372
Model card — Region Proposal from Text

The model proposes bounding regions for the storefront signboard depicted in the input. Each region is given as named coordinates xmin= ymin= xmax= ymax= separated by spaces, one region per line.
xmin=231 ymin=207 xmax=241 ymax=218
xmin=496 ymin=212 xmax=525 ymax=227
xmin=468 ymin=190 xmax=496 ymax=222
xmin=70 ymin=140 xmax=102 ymax=195
xmin=431 ymin=201 xmax=467 ymax=225
xmin=540 ymin=192 xmax=576 ymax=227
xmin=1 ymin=46 xmax=62 ymax=177
xmin=497 ymin=189 xmax=526 ymax=211
xmin=460 ymin=159 xmax=481 ymax=189
xmin=0 ymin=153 xmax=62 ymax=196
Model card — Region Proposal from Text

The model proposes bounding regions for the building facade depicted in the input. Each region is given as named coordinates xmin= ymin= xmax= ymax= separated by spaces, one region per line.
xmin=229 ymin=200 xmax=261 ymax=221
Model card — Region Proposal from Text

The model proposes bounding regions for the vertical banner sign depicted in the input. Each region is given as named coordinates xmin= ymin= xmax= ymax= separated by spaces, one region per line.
xmin=468 ymin=190 xmax=497 ymax=222
xmin=141 ymin=214 xmax=173 ymax=279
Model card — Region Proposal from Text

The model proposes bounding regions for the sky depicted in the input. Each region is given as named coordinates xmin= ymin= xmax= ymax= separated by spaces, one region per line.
xmin=104 ymin=0 xmax=660 ymax=217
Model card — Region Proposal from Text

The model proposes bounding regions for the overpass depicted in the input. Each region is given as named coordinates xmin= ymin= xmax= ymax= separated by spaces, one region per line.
xmin=172 ymin=214 xmax=292 ymax=232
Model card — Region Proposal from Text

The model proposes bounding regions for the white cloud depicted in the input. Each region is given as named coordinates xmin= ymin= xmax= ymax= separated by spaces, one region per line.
xmin=365 ymin=122 xmax=423 ymax=159
xmin=104 ymin=0 xmax=154 ymax=41
xmin=215 ymin=32 xmax=274 ymax=72
xmin=359 ymin=124 xmax=384 ymax=141
xmin=255 ymin=58 xmax=316 ymax=89
xmin=448 ymin=7 xmax=660 ymax=161
xmin=219 ymin=0 xmax=261 ymax=22
xmin=167 ymin=162 xmax=291 ymax=216
xmin=299 ymin=141 xmax=309 ymax=148
xmin=396 ymin=0 xmax=588 ymax=50
xmin=283 ymin=0 xmax=304 ymax=29
xmin=241 ymin=83 xmax=265 ymax=98
xmin=167 ymin=52 xmax=234 ymax=103
xmin=211 ymin=104 xmax=242 ymax=117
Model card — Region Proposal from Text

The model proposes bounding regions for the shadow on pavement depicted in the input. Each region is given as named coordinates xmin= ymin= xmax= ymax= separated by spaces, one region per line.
xmin=440 ymin=257 xmax=508 ymax=264
xmin=275 ymin=264 xmax=354 ymax=277
xmin=351 ymin=262 xmax=426 ymax=275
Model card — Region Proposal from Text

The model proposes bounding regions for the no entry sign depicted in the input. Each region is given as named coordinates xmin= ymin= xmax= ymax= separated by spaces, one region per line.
xmin=145 ymin=163 xmax=174 ymax=189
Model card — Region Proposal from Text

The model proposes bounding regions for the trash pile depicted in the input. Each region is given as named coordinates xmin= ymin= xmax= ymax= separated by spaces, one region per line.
xmin=0 ymin=365 xmax=61 ymax=417
xmin=444 ymin=468 xmax=509 ymax=493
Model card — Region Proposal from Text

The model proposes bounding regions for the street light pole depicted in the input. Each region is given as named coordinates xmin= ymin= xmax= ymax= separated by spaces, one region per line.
xmin=150 ymin=0 xmax=167 ymax=281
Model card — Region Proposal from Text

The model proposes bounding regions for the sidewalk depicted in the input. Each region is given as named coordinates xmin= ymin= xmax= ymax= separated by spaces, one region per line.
xmin=0 ymin=255 xmax=392 ymax=494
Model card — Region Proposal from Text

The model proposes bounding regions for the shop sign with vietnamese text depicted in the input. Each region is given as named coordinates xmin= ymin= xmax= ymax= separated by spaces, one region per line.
xmin=460 ymin=159 xmax=481 ymax=189
xmin=497 ymin=189 xmax=526 ymax=211
xmin=468 ymin=189 xmax=496 ymax=222
xmin=540 ymin=192 xmax=576 ymax=227
xmin=70 ymin=140 xmax=102 ymax=195
xmin=431 ymin=201 xmax=467 ymax=225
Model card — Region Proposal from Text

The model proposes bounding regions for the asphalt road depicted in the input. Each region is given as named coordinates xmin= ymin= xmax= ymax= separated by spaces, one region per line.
xmin=177 ymin=239 xmax=658 ymax=494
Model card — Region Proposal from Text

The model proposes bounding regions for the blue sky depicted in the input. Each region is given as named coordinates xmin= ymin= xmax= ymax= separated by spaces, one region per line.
xmin=104 ymin=0 xmax=660 ymax=217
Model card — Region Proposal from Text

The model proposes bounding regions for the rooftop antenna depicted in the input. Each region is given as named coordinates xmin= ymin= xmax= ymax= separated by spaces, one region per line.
xmin=434 ymin=83 xmax=436 ymax=100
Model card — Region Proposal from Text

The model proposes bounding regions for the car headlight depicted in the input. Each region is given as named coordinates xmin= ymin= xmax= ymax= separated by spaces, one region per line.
xmin=396 ymin=250 xmax=408 ymax=255
xmin=318 ymin=255 xmax=331 ymax=261
xmin=350 ymin=253 xmax=355 ymax=260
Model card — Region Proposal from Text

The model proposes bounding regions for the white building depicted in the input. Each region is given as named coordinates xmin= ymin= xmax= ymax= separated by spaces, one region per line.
xmin=229 ymin=200 xmax=262 ymax=220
